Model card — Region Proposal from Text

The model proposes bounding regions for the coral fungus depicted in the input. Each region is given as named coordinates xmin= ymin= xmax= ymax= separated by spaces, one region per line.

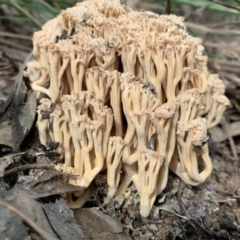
xmin=25 ymin=0 xmax=229 ymax=217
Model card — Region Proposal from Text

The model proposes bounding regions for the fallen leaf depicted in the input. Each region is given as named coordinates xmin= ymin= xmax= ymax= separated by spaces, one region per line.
xmin=4 ymin=193 xmax=58 ymax=240
xmin=43 ymin=199 xmax=84 ymax=240
xmin=158 ymin=201 xmax=188 ymax=220
xmin=0 ymin=207 xmax=28 ymax=240
xmin=74 ymin=208 xmax=131 ymax=240
xmin=11 ymin=169 xmax=84 ymax=199
xmin=213 ymin=229 xmax=230 ymax=240
xmin=0 ymin=78 xmax=36 ymax=150
xmin=0 ymin=52 xmax=36 ymax=151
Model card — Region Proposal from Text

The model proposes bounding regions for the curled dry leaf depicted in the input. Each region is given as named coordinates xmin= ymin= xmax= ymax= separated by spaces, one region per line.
xmin=0 ymin=54 xmax=36 ymax=150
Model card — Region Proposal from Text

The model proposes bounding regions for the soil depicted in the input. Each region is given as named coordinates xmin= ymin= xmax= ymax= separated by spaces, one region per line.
xmin=100 ymin=153 xmax=240 ymax=239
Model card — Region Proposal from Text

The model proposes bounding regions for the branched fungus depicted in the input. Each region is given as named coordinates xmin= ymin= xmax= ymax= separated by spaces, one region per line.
xmin=170 ymin=118 xmax=212 ymax=185
xmin=25 ymin=0 xmax=229 ymax=217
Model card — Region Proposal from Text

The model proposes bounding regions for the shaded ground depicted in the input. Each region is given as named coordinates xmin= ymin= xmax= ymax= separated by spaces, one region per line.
xmin=0 ymin=1 xmax=240 ymax=240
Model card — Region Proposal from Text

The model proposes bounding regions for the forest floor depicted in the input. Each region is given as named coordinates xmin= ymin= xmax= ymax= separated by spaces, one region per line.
xmin=0 ymin=1 xmax=240 ymax=239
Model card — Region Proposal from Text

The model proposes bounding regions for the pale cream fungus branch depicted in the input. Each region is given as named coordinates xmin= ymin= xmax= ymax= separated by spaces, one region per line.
xmin=150 ymin=102 xmax=176 ymax=197
xmin=60 ymin=92 xmax=113 ymax=177
xmin=44 ymin=45 xmax=65 ymax=100
xmin=170 ymin=118 xmax=212 ymax=185
xmin=207 ymin=95 xmax=229 ymax=129
xmin=69 ymin=38 xmax=94 ymax=92
xmin=116 ymin=79 xmax=146 ymax=195
xmin=85 ymin=67 xmax=112 ymax=102
xmin=49 ymin=106 xmax=65 ymax=157
xmin=136 ymin=32 xmax=166 ymax=101
xmin=93 ymin=38 xmax=116 ymax=70
xmin=61 ymin=121 xmax=72 ymax=166
xmin=121 ymin=36 xmax=137 ymax=76
xmin=133 ymin=146 xmax=164 ymax=217
xmin=106 ymin=137 xmax=124 ymax=199
xmin=24 ymin=61 xmax=49 ymax=97
xmin=202 ymin=74 xmax=229 ymax=128
xmin=117 ymin=75 xmax=160 ymax=195
xmin=37 ymin=98 xmax=52 ymax=144
xmin=121 ymin=74 xmax=160 ymax=158
xmin=90 ymin=99 xmax=113 ymax=159
xmin=109 ymin=71 xmax=123 ymax=137
xmin=177 ymin=89 xmax=204 ymax=122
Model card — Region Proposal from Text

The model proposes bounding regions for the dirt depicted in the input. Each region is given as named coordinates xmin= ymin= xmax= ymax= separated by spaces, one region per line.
xmin=100 ymin=152 xmax=240 ymax=239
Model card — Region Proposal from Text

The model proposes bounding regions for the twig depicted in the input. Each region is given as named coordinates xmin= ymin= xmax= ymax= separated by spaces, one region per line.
xmin=3 ymin=163 xmax=54 ymax=177
xmin=177 ymin=183 xmax=191 ymax=220
xmin=142 ymin=218 xmax=157 ymax=237
xmin=0 ymin=200 xmax=53 ymax=240
xmin=231 ymin=99 xmax=240 ymax=114
xmin=0 ymin=31 xmax=31 ymax=40
xmin=221 ymin=115 xmax=239 ymax=194
xmin=216 ymin=198 xmax=236 ymax=203
xmin=1 ymin=52 xmax=19 ymax=71
xmin=0 ymin=152 xmax=25 ymax=162
xmin=218 ymin=66 xmax=240 ymax=74
xmin=219 ymin=73 xmax=240 ymax=84
xmin=221 ymin=115 xmax=239 ymax=161
xmin=0 ymin=46 xmax=29 ymax=60
xmin=185 ymin=22 xmax=240 ymax=35
xmin=138 ymin=2 xmax=165 ymax=11
xmin=204 ymin=41 xmax=240 ymax=52
xmin=216 ymin=59 xmax=240 ymax=67
xmin=165 ymin=0 xmax=171 ymax=15
xmin=0 ymin=39 xmax=32 ymax=52
xmin=209 ymin=20 xmax=240 ymax=28
xmin=177 ymin=182 xmax=214 ymax=238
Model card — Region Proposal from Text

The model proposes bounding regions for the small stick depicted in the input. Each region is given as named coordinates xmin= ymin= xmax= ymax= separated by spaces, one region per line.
xmin=221 ymin=115 xmax=239 ymax=194
xmin=221 ymin=115 xmax=239 ymax=161
xmin=0 ymin=200 xmax=56 ymax=240
xmin=165 ymin=0 xmax=171 ymax=15
xmin=177 ymin=182 xmax=213 ymax=238
xmin=2 ymin=52 xmax=19 ymax=71
xmin=0 ymin=152 xmax=25 ymax=161
xmin=3 ymin=163 xmax=54 ymax=177
xmin=209 ymin=20 xmax=240 ymax=28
